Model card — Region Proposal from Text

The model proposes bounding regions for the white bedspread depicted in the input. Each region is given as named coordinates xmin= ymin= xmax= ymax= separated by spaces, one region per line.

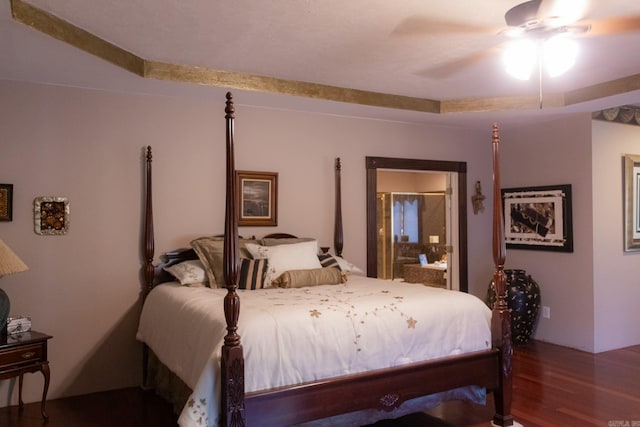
xmin=136 ymin=276 xmax=492 ymax=427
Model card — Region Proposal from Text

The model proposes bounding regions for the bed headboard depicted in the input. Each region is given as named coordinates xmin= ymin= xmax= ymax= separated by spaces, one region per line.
xmin=141 ymin=95 xmax=345 ymax=294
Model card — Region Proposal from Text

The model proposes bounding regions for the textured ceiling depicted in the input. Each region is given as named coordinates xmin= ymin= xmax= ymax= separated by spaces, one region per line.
xmin=2 ymin=0 xmax=640 ymax=130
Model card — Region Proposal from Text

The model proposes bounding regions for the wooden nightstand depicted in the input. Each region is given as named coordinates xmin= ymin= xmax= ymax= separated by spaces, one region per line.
xmin=0 ymin=330 xmax=52 ymax=419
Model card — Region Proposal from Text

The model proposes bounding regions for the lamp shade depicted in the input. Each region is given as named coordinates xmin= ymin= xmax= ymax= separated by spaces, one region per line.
xmin=0 ymin=239 xmax=28 ymax=276
xmin=503 ymin=36 xmax=578 ymax=80
xmin=0 ymin=239 xmax=28 ymax=333
xmin=503 ymin=39 xmax=537 ymax=80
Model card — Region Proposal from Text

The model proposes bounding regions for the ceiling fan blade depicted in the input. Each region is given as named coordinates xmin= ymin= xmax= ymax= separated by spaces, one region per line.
xmin=581 ymin=16 xmax=640 ymax=36
xmin=536 ymin=0 xmax=588 ymax=25
xmin=416 ymin=45 xmax=502 ymax=79
xmin=392 ymin=15 xmax=497 ymax=37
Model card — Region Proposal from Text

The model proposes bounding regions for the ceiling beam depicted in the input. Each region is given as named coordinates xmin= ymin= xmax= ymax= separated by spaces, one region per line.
xmin=144 ymin=61 xmax=441 ymax=113
xmin=10 ymin=0 xmax=144 ymax=76
xmin=441 ymin=94 xmax=565 ymax=113
xmin=9 ymin=0 xmax=637 ymax=115
xmin=564 ymin=74 xmax=640 ymax=106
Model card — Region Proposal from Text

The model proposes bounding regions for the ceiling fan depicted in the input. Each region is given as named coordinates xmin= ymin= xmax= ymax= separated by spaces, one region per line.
xmin=395 ymin=0 xmax=640 ymax=79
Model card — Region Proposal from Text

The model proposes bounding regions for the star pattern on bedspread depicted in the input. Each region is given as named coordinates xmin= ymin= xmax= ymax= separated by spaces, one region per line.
xmin=270 ymin=285 xmax=417 ymax=352
xmin=186 ymin=397 xmax=209 ymax=426
xmin=407 ymin=317 xmax=417 ymax=328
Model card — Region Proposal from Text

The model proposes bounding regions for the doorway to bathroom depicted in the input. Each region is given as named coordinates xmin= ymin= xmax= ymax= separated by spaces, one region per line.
xmin=366 ymin=157 xmax=467 ymax=292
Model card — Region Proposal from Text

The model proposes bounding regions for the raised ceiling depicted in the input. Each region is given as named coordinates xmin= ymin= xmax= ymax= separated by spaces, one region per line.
xmin=2 ymin=0 xmax=640 ymax=130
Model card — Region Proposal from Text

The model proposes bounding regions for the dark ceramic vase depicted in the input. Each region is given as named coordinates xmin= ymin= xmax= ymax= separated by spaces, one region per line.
xmin=487 ymin=269 xmax=541 ymax=345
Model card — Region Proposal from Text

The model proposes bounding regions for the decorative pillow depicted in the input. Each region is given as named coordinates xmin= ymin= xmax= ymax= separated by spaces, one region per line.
xmin=273 ymin=267 xmax=346 ymax=288
xmin=238 ymin=258 xmax=269 ymax=290
xmin=163 ymin=260 xmax=209 ymax=286
xmin=191 ymin=236 xmax=254 ymax=286
xmin=317 ymin=253 xmax=341 ymax=270
xmin=245 ymin=240 xmax=322 ymax=285
xmin=334 ymin=256 xmax=365 ymax=275
xmin=261 ymin=237 xmax=315 ymax=246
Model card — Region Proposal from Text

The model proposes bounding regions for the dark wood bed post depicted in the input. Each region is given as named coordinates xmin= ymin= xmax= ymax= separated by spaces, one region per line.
xmin=143 ymin=146 xmax=155 ymax=296
xmin=142 ymin=146 xmax=155 ymax=389
xmin=490 ymin=123 xmax=514 ymax=426
xmin=334 ymin=157 xmax=344 ymax=257
xmin=221 ymin=92 xmax=246 ymax=427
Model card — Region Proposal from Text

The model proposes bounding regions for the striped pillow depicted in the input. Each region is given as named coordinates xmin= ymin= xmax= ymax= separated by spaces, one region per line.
xmin=317 ymin=253 xmax=341 ymax=270
xmin=238 ymin=258 xmax=268 ymax=290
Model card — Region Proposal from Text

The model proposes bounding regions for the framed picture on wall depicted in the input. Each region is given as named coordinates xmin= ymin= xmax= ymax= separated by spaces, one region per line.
xmin=502 ymin=184 xmax=573 ymax=252
xmin=0 ymin=184 xmax=13 ymax=221
xmin=236 ymin=171 xmax=278 ymax=226
xmin=624 ymin=154 xmax=640 ymax=251
xmin=34 ymin=196 xmax=70 ymax=235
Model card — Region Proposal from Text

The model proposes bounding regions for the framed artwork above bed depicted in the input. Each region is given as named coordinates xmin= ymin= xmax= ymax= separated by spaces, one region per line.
xmin=236 ymin=170 xmax=278 ymax=226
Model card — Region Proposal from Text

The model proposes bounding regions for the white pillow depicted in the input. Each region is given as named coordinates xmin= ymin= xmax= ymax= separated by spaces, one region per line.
xmin=334 ymin=256 xmax=365 ymax=275
xmin=163 ymin=260 xmax=210 ymax=286
xmin=245 ymin=240 xmax=322 ymax=285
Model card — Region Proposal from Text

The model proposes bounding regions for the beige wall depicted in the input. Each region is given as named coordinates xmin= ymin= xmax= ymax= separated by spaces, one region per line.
xmin=0 ymin=80 xmax=495 ymax=405
xmin=501 ymin=115 xmax=640 ymax=353
xmin=502 ymin=114 xmax=596 ymax=351
xmin=592 ymin=120 xmax=640 ymax=352
xmin=3 ymin=79 xmax=636 ymax=406
xmin=377 ymin=171 xmax=447 ymax=193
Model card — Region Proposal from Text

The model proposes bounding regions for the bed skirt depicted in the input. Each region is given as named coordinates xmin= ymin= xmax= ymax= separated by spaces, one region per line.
xmin=145 ymin=349 xmax=192 ymax=416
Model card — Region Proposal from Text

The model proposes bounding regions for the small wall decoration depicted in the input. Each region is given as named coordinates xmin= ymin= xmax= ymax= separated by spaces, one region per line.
xmin=236 ymin=171 xmax=278 ymax=226
xmin=471 ymin=180 xmax=485 ymax=215
xmin=502 ymin=184 xmax=573 ymax=252
xmin=592 ymin=105 xmax=640 ymax=127
xmin=0 ymin=184 xmax=13 ymax=221
xmin=624 ymin=154 xmax=640 ymax=252
xmin=34 ymin=196 xmax=69 ymax=235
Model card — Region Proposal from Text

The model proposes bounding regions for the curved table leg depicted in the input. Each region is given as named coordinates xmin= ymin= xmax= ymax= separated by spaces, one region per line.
xmin=18 ymin=373 xmax=24 ymax=411
xmin=40 ymin=362 xmax=50 ymax=420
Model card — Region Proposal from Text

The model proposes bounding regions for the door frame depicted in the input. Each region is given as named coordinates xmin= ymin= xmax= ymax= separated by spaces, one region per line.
xmin=366 ymin=156 xmax=468 ymax=293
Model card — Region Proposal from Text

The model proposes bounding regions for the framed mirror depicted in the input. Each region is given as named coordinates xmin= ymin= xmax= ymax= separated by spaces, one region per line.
xmin=624 ymin=154 xmax=640 ymax=251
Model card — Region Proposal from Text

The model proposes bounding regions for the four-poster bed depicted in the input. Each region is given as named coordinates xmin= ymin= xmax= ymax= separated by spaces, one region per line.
xmin=137 ymin=92 xmax=513 ymax=427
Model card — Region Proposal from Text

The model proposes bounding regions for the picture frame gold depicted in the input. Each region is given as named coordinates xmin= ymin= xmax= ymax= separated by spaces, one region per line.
xmin=624 ymin=154 xmax=640 ymax=252
xmin=0 ymin=184 xmax=13 ymax=222
xmin=34 ymin=196 xmax=70 ymax=235
xmin=236 ymin=171 xmax=278 ymax=227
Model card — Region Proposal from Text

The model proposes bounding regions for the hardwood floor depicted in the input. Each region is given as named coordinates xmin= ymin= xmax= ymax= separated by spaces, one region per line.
xmin=1 ymin=340 xmax=638 ymax=426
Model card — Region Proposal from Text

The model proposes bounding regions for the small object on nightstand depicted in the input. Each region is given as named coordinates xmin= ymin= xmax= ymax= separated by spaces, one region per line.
xmin=7 ymin=316 xmax=32 ymax=335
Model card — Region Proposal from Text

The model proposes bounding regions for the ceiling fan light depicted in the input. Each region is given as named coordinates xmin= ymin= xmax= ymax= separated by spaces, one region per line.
xmin=544 ymin=36 xmax=578 ymax=77
xmin=503 ymin=39 xmax=537 ymax=80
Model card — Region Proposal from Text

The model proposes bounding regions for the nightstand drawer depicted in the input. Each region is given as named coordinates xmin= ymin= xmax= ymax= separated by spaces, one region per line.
xmin=0 ymin=342 xmax=45 ymax=369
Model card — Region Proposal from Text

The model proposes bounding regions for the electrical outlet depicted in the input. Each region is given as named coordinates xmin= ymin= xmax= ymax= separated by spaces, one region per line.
xmin=542 ymin=306 xmax=551 ymax=319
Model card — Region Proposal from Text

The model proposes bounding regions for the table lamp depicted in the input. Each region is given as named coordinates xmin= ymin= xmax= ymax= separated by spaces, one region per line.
xmin=0 ymin=239 xmax=29 ymax=333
